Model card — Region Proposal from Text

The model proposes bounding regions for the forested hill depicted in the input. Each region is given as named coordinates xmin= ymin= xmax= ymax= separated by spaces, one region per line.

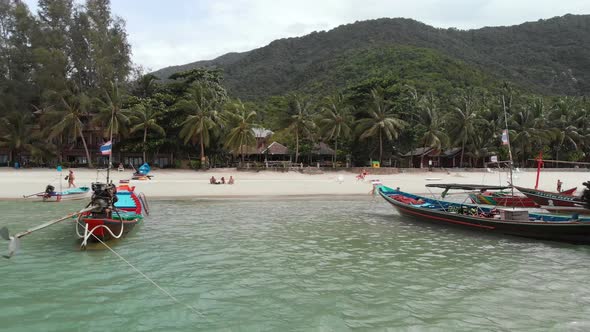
xmin=152 ymin=14 xmax=590 ymax=99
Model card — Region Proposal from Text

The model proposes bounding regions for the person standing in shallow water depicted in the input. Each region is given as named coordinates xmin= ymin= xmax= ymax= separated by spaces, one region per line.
xmin=67 ymin=169 xmax=76 ymax=188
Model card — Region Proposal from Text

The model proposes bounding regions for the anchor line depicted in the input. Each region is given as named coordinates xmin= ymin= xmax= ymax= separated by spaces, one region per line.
xmin=72 ymin=217 xmax=205 ymax=318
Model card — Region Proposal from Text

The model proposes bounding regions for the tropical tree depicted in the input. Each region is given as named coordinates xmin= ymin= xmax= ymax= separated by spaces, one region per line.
xmin=44 ymin=84 xmax=93 ymax=167
xmin=285 ymin=95 xmax=315 ymax=164
xmin=0 ymin=112 xmax=34 ymax=165
xmin=224 ymin=100 xmax=257 ymax=165
xmin=416 ymin=93 xmax=449 ymax=168
xmin=92 ymin=81 xmax=130 ymax=138
xmin=548 ymin=97 xmax=583 ymax=161
xmin=319 ymin=94 xmax=353 ymax=166
xmin=177 ymin=82 xmax=224 ymax=167
xmin=510 ymin=99 xmax=552 ymax=166
xmin=128 ymin=98 xmax=166 ymax=163
xmin=446 ymin=91 xmax=481 ymax=167
xmin=356 ymin=88 xmax=406 ymax=163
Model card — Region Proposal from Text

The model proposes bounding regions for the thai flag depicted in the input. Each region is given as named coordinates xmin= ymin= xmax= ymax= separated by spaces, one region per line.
xmin=100 ymin=141 xmax=112 ymax=155
xmin=501 ymin=130 xmax=509 ymax=145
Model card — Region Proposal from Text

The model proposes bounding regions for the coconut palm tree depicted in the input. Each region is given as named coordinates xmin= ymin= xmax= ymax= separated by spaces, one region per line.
xmin=446 ymin=91 xmax=482 ymax=167
xmin=548 ymin=97 xmax=583 ymax=161
xmin=224 ymin=100 xmax=257 ymax=165
xmin=285 ymin=95 xmax=315 ymax=164
xmin=510 ymin=101 xmax=552 ymax=166
xmin=177 ymin=82 xmax=224 ymax=167
xmin=0 ymin=112 xmax=34 ymax=165
xmin=128 ymin=99 xmax=166 ymax=163
xmin=356 ymin=88 xmax=406 ymax=163
xmin=92 ymin=82 xmax=130 ymax=139
xmin=319 ymin=93 xmax=352 ymax=167
xmin=45 ymin=84 xmax=93 ymax=167
xmin=416 ymin=93 xmax=449 ymax=168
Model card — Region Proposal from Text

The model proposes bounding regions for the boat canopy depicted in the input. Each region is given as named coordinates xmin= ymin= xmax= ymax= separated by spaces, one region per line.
xmin=425 ymin=184 xmax=511 ymax=191
xmin=426 ymin=183 xmax=511 ymax=198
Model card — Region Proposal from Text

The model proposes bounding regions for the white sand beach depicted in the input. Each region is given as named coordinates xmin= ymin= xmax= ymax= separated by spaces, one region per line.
xmin=1 ymin=167 xmax=588 ymax=200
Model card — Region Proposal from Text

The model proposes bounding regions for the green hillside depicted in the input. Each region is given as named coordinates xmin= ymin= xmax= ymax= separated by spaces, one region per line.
xmin=152 ymin=15 xmax=590 ymax=99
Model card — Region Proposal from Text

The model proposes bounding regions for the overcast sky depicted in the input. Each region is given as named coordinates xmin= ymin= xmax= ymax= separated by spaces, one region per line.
xmin=24 ymin=0 xmax=590 ymax=70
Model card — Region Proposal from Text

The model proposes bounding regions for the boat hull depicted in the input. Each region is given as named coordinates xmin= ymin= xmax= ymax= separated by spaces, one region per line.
xmin=379 ymin=187 xmax=590 ymax=244
xmin=35 ymin=189 xmax=91 ymax=202
xmin=76 ymin=215 xmax=141 ymax=242
xmin=470 ymin=193 xmax=538 ymax=207
xmin=515 ymin=186 xmax=583 ymax=207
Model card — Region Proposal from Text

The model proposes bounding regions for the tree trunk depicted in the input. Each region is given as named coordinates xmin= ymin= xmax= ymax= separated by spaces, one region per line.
xmin=78 ymin=125 xmax=93 ymax=167
xmin=379 ymin=129 xmax=383 ymax=164
xmin=420 ymin=143 xmax=426 ymax=168
xmin=240 ymin=140 xmax=245 ymax=165
xmin=460 ymin=137 xmax=466 ymax=168
xmin=199 ymin=131 xmax=205 ymax=168
xmin=143 ymin=127 xmax=147 ymax=164
xmin=295 ymin=131 xmax=299 ymax=164
xmin=333 ymin=137 xmax=338 ymax=168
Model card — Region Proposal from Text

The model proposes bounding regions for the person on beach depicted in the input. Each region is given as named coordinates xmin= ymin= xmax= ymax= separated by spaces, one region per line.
xmin=210 ymin=176 xmax=216 ymax=184
xmin=228 ymin=176 xmax=234 ymax=185
xmin=557 ymin=179 xmax=563 ymax=192
xmin=67 ymin=169 xmax=76 ymax=188
xmin=221 ymin=176 xmax=226 ymax=184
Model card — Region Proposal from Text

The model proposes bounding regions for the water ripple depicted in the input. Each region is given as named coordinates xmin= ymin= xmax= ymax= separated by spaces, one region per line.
xmin=1 ymin=199 xmax=589 ymax=331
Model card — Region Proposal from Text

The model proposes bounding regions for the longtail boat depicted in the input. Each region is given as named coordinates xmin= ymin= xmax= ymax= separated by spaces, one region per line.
xmin=515 ymin=186 xmax=584 ymax=207
xmin=474 ymin=152 xmax=576 ymax=207
xmin=469 ymin=187 xmax=576 ymax=208
xmin=32 ymin=185 xmax=91 ymax=202
xmin=75 ymin=182 xmax=149 ymax=247
xmin=378 ymin=184 xmax=590 ymax=245
xmin=0 ymin=181 xmax=149 ymax=257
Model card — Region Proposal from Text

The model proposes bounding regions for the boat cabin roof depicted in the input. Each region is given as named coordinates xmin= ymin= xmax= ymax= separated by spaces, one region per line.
xmin=425 ymin=183 xmax=510 ymax=191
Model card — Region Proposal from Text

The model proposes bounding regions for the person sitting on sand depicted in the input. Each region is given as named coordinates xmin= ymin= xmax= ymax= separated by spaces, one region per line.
xmin=228 ymin=176 xmax=235 ymax=185
xmin=210 ymin=176 xmax=216 ymax=184
xmin=220 ymin=176 xmax=225 ymax=184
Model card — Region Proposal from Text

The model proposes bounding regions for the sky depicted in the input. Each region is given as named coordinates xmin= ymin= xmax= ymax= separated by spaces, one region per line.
xmin=24 ymin=0 xmax=590 ymax=71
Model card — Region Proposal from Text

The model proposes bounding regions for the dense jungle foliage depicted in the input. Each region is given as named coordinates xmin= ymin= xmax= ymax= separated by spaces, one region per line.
xmin=1 ymin=1 xmax=589 ymax=168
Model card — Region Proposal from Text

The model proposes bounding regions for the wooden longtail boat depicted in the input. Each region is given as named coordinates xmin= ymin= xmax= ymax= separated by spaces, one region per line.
xmin=469 ymin=187 xmax=576 ymax=208
xmin=515 ymin=186 xmax=584 ymax=207
xmin=33 ymin=185 xmax=91 ymax=202
xmin=0 ymin=182 xmax=149 ymax=257
xmin=378 ymin=184 xmax=590 ymax=245
xmin=76 ymin=182 xmax=149 ymax=246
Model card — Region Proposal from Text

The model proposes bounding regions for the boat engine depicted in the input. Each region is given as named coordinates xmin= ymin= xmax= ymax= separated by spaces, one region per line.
xmin=45 ymin=185 xmax=55 ymax=194
xmin=582 ymin=181 xmax=590 ymax=209
xmin=89 ymin=182 xmax=118 ymax=216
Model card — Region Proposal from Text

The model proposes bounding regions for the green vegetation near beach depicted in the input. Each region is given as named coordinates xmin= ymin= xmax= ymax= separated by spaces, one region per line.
xmin=1 ymin=2 xmax=589 ymax=168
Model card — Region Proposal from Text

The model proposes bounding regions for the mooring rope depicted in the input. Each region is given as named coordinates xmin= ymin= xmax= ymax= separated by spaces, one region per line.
xmin=72 ymin=217 xmax=205 ymax=318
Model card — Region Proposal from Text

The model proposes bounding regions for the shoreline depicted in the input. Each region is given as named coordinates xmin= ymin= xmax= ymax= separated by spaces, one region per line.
xmin=0 ymin=168 xmax=588 ymax=201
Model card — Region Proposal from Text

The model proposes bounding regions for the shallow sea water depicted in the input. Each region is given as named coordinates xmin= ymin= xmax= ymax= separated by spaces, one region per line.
xmin=1 ymin=197 xmax=590 ymax=331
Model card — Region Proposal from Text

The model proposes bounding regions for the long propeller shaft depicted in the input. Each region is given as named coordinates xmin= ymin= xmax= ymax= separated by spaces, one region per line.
xmin=1 ymin=205 xmax=96 ymax=258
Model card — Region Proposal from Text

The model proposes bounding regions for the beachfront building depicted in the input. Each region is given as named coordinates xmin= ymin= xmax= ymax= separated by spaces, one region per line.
xmin=312 ymin=142 xmax=336 ymax=167
xmin=262 ymin=142 xmax=291 ymax=167
xmin=403 ymin=147 xmax=463 ymax=168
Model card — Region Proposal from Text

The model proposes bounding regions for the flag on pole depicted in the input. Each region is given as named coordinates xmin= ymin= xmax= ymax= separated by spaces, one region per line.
xmin=501 ymin=130 xmax=509 ymax=145
xmin=100 ymin=141 xmax=112 ymax=155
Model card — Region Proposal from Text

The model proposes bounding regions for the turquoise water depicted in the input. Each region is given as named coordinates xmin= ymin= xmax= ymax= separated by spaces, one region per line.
xmin=1 ymin=198 xmax=590 ymax=331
